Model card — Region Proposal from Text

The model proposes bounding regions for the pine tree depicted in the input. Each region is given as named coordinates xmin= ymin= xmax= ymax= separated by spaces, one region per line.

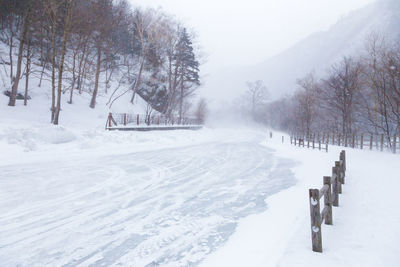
xmin=174 ymin=28 xmax=200 ymax=123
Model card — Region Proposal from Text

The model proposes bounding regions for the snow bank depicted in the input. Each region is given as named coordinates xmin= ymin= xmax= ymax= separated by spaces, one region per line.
xmin=202 ymin=132 xmax=400 ymax=267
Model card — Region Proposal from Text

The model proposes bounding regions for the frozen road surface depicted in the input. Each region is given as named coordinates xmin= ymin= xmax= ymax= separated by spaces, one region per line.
xmin=0 ymin=131 xmax=295 ymax=266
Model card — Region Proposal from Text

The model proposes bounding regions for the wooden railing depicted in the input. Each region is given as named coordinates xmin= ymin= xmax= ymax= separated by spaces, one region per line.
xmin=105 ymin=113 xmax=201 ymax=129
xmin=309 ymin=150 xmax=346 ymax=252
xmin=290 ymin=136 xmax=328 ymax=152
xmin=293 ymin=132 xmax=399 ymax=153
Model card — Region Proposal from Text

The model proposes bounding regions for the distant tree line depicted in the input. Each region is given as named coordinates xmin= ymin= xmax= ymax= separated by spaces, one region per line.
xmin=266 ymin=34 xmax=400 ymax=144
xmin=0 ymin=0 xmax=201 ymax=125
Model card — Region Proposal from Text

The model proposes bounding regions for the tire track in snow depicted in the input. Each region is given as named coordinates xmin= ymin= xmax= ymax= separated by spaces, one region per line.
xmin=0 ymin=133 xmax=296 ymax=266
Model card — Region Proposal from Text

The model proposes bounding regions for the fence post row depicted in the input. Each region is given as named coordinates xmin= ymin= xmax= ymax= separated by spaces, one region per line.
xmin=309 ymin=150 xmax=346 ymax=252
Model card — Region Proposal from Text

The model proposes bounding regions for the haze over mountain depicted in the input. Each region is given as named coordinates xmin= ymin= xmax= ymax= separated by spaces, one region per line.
xmin=204 ymin=0 xmax=400 ymax=105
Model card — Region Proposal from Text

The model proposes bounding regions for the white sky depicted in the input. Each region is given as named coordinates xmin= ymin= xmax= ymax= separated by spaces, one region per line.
xmin=132 ymin=0 xmax=375 ymax=74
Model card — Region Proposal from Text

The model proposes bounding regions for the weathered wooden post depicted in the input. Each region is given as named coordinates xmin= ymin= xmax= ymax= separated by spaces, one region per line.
xmin=309 ymin=189 xmax=322 ymax=252
xmin=323 ymin=176 xmax=333 ymax=225
xmin=360 ymin=134 xmax=364 ymax=149
xmin=370 ymin=134 xmax=373 ymax=150
xmin=341 ymin=150 xmax=346 ymax=172
xmin=137 ymin=114 xmax=140 ymax=125
xmin=335 ymin=161 xmax=342 ymax=194
xmin=123 ymin=113 xmax=127 ymax=126
xmin=332 ymin=166 xmax=339 ymax=207
xmin=381 ymin=134 xmax=384 ymax=151
xmin=108 ymin=113 xmax=112 ymax=128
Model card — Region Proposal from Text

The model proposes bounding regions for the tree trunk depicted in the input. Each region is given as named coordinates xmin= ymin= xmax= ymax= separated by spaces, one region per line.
xmin=50 ymin=22 xmax=57 ymax=122
xmin=8 ymin=5 xmax=30 ymax=106
xmin=90 ymin=46 xmax=101 ymax=109
xmin=179 ymin=74 xmax=184 ymax=124
xmin=24 ymin=36 xmax=31 ymax=106
xmin=69 ymin=49 xmax=77 ymax=104
xmin=54 ymin=0 xmax=72 ymax=125
xmin=130 ymin=56 xmax=144 ymax=103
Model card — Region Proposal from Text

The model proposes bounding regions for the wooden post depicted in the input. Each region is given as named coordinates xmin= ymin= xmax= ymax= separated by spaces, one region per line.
xmin=323 ymin=176 xmax=333 ymax=225
xmin=313 ymin=138 xmax=315 ymax=149
xmin=309 ymin=189 xmax=322 ymax=252
xmin=123 ymin=113 xmax=127 ymax=126
xmin=108 ymin=113 xmax=112 ymax=128
xmin=137 ymin=114 xmax=139 ymax=125
xmin=326 ymin=143 xmax=328 ymax=153
xmin=381 ymin=134 xmax=384 ymax=151
xmin=370 ymin=134 xmax=373 ymax=150
xmin=352 ymin=133 xmax=355 ymax=148
xmin=332 ymin=166 xmax=339 ymax=207
xmin=319 ymin=140 xmax=321 ymax=150
xmin=341 ymin=150 xmax=346 ymax=172
xmin=335 ymin=161 xmax=342 ymax=194
xmin=360 ymin=134 xmax=364 ymax=149
xmin=394 ymin=134 xmax=397 ymax=154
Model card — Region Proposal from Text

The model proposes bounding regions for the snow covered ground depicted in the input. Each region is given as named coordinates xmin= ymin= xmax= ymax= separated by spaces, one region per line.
xmin=203 ymin=133 xmax=400 ymax=267
xmin=0 ymin=126 xmax=297 ymax=266
xmin=1 ymin=88 xmax=399 ymax=266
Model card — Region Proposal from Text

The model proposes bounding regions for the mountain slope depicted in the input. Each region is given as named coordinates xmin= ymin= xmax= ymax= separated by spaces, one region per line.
xmin=205 ymin=0 xmax=400 ymax=102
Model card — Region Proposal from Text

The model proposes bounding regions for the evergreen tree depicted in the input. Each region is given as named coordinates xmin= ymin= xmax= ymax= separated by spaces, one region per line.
xmin=174 ymin=28 xmax=200 ymax=122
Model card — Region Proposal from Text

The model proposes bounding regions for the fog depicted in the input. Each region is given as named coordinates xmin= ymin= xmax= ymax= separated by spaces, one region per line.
xmin=133 ymin=0 xmax=374 ymax=71
xmin=132 ymin=0 xmax=376 ymax=113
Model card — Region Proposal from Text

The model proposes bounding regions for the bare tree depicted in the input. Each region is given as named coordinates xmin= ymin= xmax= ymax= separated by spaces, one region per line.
xmin=8 ymin=0 xmax=31 ymax=106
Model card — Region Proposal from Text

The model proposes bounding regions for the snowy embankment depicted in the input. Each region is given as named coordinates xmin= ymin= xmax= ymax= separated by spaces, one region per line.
xmin=202 ymin=133 xmax=400 ymax=267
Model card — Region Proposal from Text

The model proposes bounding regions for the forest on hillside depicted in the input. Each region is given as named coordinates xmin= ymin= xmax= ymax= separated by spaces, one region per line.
xmin=267 ymin=35 xmax=400 ymax=145
xmin=0 ymin=0 xmax=202 ymax=125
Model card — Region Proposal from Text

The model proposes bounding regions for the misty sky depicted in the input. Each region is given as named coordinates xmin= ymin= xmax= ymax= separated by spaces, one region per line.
xmin=132 ymin=0 xmax=375 ymax=74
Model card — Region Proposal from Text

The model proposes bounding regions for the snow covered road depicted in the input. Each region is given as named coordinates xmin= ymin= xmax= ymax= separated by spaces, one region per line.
xmin=0 ymin=131 xmax=295 ymax=266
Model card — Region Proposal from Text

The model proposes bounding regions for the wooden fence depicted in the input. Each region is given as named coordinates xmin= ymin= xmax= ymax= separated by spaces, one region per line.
xmin=293 ymin=132 xmax=399 ymax=153
xmin=309 ymin=150 xmax=346 ymax=252
xmin=105 ymin=113 xmax=201 ymax=129
xmin=290 ymin=136 xmax=329 ymax=152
